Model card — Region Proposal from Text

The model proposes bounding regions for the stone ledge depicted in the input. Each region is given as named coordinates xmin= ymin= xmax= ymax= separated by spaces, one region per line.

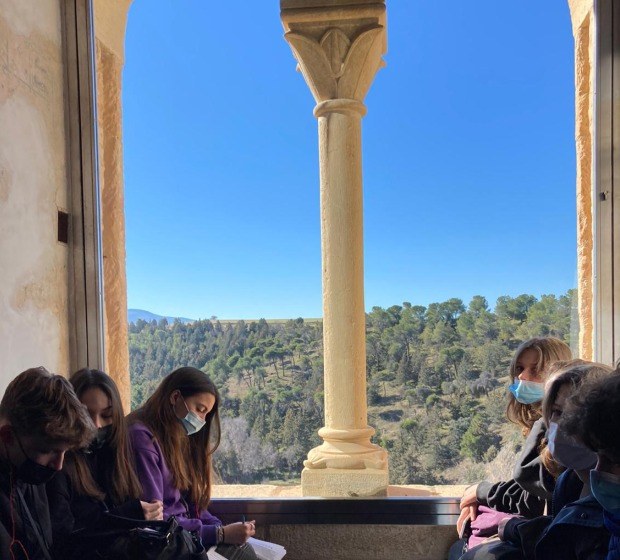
xmin=212 ymin=484 xmax=467 ymax=498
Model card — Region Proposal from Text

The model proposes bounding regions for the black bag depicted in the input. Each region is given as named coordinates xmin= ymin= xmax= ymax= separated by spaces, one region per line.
xmin=69 ymin=515 xmax=208 ymax=560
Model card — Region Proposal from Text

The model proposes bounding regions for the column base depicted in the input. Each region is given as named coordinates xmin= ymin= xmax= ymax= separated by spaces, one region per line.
xmin=301 ymin=466 xmax=389 ymax=497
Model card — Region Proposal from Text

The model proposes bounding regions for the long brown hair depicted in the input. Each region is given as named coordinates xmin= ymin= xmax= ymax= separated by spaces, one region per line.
xmin=129 ymin=367 xmax=221 ymax=511
xmin=64 ymin=369 xmax=142 ymax=503
xmin=506 ymin=337 xmax=572 ymax=434
xmin=539 ymin=360 xmax=612 ymax=476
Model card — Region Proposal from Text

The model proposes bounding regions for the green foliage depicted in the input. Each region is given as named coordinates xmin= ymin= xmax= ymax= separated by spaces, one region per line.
xmin=460 ymin=413 xmax=502 ymax=461
xmin=129 ymin=291 xmax=575 ymax=484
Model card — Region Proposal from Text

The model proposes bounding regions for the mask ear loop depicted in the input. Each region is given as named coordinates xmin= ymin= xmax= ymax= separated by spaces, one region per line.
xmin=181 ymin=396 xmax=191 ymax=415
xmin=4 ymin=441 xmax=30 ymax=560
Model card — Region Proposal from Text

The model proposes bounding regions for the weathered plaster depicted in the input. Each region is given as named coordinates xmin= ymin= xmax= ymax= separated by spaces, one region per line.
xmin=0 ymin=0 xmax=70 ymax=391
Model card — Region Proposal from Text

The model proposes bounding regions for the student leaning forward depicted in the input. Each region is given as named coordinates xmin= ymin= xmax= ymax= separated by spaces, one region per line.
xmin=128 ymin=366 xmax=256 ymax=552
xmin=0 ymin=367 xmax=95 ymax=560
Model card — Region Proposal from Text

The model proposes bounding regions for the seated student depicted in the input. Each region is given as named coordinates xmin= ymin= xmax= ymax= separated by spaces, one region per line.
xmin=46 ymin=369 xmax=163 ymax=558
xmin=460 ymin=361 xmax=611 ymax=560
xmin=0 ymin=367 xmax=95 ymax=560
xmin=451 ymin=338 xmax=572 ymax=559
xmin=562 ymin=370 xmax=620 ymax=560
xmin=128 ymin=367 xmax=255 ymax=549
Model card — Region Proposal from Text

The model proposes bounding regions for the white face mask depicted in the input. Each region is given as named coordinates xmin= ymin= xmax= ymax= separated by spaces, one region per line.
xmin=547 ymin=421 xmax=598 ymax=470
xmin=176 ymin=397 xmax=206 ymax=436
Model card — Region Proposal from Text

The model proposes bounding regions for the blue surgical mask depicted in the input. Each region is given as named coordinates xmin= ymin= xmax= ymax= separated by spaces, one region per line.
xmin=509 ymin=379 xmax=545 ymax=405
xmin=178 ymin=397 xmax=206 ymax=436
xmin=590 ymin=470 xmax=620 ymax=514
xmin=547 ymin=421 xmax=598 ymax=470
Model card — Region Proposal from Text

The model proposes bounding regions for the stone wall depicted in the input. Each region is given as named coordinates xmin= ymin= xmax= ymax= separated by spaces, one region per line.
xmin=567 ymin=0 xmax=595 ymax=360
xmin=257 ymin=524 xmax=456 ymax=560
xmin=0 ymin=0 xmax=70 ymax=391
xmin=93 ymin=0 xmax=133 ymax=409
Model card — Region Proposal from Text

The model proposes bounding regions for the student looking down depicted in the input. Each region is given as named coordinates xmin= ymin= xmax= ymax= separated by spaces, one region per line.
xmin=128 ymin=367 xmax=256 ymax=549
xmin=0 ymin=367 xmax=95 ymax=560
xmin=47 ymin=368 xmax=163 ymax=558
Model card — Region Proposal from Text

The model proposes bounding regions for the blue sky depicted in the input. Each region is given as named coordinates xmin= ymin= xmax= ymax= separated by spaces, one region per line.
xmin=123 ymin=1 xmax=576 ymax=320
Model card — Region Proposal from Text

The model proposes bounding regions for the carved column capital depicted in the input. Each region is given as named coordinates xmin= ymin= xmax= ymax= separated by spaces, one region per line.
xmin=281 ymin=3 xmax=387 ymax=104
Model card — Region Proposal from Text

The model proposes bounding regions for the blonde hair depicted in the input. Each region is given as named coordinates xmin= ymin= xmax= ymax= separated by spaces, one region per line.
xmin=506 ymin=337 xmax=572 ymax=434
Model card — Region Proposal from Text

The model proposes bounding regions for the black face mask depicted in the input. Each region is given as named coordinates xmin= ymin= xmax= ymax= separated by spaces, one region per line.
xmin=88 ymin=425 xmax=112 ymax=453
xmin=14 ymin=435 xmax=58 ymax=485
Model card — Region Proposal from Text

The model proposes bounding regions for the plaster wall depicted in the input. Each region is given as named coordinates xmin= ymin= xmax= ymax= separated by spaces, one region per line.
xmin=0 ymin=0 xmax=70 ymax=391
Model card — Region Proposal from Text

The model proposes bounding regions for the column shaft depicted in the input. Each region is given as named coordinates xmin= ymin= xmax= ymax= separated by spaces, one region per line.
xmin=319 ymin=103 xmax=367 ymax=432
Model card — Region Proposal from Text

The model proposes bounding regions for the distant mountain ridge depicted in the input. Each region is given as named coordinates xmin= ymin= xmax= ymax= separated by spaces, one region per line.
xmin=128 ymin=309 xmax=195 ymax=324
xmin=128 ymin=309 xmax=321 ymax=325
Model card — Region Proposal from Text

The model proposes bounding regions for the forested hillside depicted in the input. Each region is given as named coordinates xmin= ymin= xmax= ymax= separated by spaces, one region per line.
xmin=129 ymin=291 xmax=576 ymax=485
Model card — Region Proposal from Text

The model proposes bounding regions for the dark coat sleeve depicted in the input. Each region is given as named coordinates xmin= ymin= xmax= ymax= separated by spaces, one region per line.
xmin=46 ymin=471 xmax=77 ymax=544
xmin=46 ymin=468 xmax=144 ymax=557
xmin=476 ymin=418 xmax=555 ymax=517
xmin=503 ymin=515 xmax=553 ymax=559
xmin=0 ymin=520 xmax=12 ymax=560
xmin=108 ymin=498 xmax=144 ymax=520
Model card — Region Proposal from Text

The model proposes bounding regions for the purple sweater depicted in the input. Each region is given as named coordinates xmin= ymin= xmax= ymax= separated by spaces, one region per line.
xmin=128 ymin=421 xmax=221 ymax=545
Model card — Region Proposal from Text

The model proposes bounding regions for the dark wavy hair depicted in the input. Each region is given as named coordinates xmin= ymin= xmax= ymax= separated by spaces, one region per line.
xmin=562 ymin=369 xmax=620 ymax=464
xmin=64 ymin=369 xmax=142 ymax=503
xmin=128 ymin=367 xmax=221 ymax=511
xmin=538 ymin=359 xmax=606 ymax=477
xmin=0 ymin=367 xmax=95 ymax=447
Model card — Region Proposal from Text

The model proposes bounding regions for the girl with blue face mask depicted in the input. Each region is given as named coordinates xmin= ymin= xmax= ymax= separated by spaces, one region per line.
xmin=479 ymin=360 xmax=614 ymax=560
xmin=128 ymin=367 xmax=257 ymax=551
xmin=563 ymin=371 xmax=620 ymax=560
xmin=453 ymin=337 xmax=572 ymax=560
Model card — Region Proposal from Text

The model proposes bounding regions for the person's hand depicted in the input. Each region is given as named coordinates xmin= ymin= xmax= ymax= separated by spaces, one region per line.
xmin=459 ymin=485 xmax=479 ymax=521
xmin=140 ymin=500 xmax=163 ymax=520
xmin=459 ymin=484 xmax=478 ymax=509
xmin=498 ymin=517 xmax=510 ymax=541
xmin=456 ymin=508 xmax=470 ymax=536
xmin=223 ymin=520 xmax=256 ymax=545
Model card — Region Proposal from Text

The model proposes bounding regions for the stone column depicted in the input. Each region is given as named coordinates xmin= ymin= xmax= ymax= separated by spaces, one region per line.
xmin=281 ymin=1 xmax=389 ymax=497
